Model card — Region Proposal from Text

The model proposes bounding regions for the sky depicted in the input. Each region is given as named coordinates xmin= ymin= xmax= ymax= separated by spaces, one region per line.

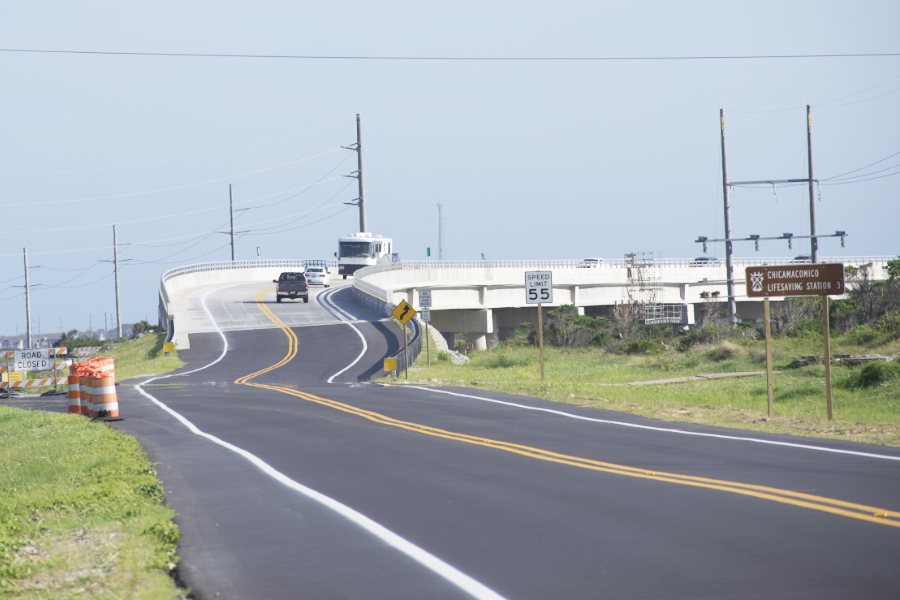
xmin=1 ymin=1 xmax=898 ymax=337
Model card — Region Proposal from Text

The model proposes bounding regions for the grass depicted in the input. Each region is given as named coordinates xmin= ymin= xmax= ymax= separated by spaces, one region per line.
xmin=99 ymin=334 xmax=185 ymax=383
xmin=18 ymin=334 xmax=185 ymax=393
xmin=398 ymin=327 xmax=900 ymax=447
xmin=0 ymin=407 xmax=185 ymax=598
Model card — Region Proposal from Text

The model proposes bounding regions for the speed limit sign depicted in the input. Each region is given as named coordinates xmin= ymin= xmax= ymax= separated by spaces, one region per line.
xmin=525 ymin=271 xmax=552 ymax=304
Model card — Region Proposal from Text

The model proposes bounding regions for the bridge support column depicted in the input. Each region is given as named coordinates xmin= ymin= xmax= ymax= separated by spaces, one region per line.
xmin=467 ymin=333 xmax=487 ymax=351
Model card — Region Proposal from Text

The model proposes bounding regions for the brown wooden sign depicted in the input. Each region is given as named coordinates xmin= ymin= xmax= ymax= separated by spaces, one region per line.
xmin=745 ymin=263 xmax=845 ymax=298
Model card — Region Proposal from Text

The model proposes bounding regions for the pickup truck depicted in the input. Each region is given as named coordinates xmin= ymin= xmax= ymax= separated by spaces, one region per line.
xmin=274 ymin=272 xmax=309 ymax=303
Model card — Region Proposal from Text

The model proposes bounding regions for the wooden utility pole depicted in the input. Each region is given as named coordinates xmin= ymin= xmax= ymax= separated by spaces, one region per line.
xmin=356 ymin=114 xmax=367 ymax=234
xmin=720 ymin=110 xmax=737 ymax=325
xmin=114 ymin=225 xmax=123 ymax=338
xmin=229 ymin=184 xmax=236 ymax=261
xmin=538 ymin=304 xmax=545 ymax=381
xmin=764 ymin=298 xmax=774 ymax=418
xmin=24 ymin=247 xmax=32 ymax=349
xmin=823 ymin=296 xmax=833 ymax=420
xmin=806 ymin=105 xmax=818 ymax=264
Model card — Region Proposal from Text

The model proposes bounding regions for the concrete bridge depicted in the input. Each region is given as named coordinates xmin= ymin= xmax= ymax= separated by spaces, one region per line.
xmin=158 ymin=256 xmax=893 ymax=351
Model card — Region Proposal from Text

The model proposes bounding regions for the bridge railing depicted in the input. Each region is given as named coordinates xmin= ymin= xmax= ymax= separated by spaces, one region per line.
xmin=159 ymin=259 xmax=339 ymax=330
xmin=356 ymin=256 xmax=894 ymax=278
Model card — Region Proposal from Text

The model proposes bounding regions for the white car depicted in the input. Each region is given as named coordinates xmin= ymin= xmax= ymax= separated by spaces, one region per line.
xmin=577 ymin=258 xmax=603 ymax=268
xmin=305 ymin=266 xmax=331 ymax=287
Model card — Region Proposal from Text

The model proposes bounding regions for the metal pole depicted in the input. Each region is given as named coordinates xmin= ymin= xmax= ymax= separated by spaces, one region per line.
xmin=437 ymin=203 xmax=444 ymax=260
xmin=356 ymin=114 xmax=367 ymax=234
xmin=229 ymin=184 xmax=236 ymax=261
xmin=806 ymin=105 xmax=818 ymax=263
xmin=764 ymin=298 xmax=774 ymax=418
xmin=426 ymin=322 xmax=430 ymax=366
xmin=538 ymin=304 xmax=545 ymax=381
xmin=24 ymin=248 xmax=32 ymax=349
xmin=114 ymin=225 xmax=123 ymax=338
xmin=404 ymin=322 xmax=408 ymax=380
xmin=823 ymin=296 xmax=833 ymax=420
xmin=720 ymin=110 xmax=737 ymax=325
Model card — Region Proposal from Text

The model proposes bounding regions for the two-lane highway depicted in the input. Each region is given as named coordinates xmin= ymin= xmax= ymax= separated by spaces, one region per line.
xmin=114 ymin=281 xmax=900 ymax=599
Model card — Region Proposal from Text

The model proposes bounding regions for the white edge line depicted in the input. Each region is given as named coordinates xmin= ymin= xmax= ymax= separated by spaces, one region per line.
xmin=316 ymin=288 xmax=369 ymax=384
xmin=135 ymin=286 xmax=507 ymax=600
xmin=400 ymin=386 xmax=900 ymax=463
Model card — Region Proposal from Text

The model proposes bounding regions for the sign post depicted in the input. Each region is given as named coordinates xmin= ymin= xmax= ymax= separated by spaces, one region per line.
xmin=391 ymin=300 xmax=417 ymax=380
xmin=746 ymin=263 xmax=844 ymax=420
xmin=419 ymin=290 xmax=432 ymax=366
xmin=763 ymin=298 xmax=774 ymax=418
xmin=525 ymin=271 xmax=553 ymax=382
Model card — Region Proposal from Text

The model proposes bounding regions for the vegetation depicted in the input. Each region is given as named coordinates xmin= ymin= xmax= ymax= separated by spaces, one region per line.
xmin=0 ymin=407 xmax=185 ymax=598
xmin=99 ymin=333 xmax=184 ymax=382
xmin=403 ymin=280 xmax=900 ymax=446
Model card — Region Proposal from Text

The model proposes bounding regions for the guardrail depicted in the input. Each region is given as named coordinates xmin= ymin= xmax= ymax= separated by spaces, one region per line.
xmin=356 ymin=256 xmax=894 ymax=278
xmin=387 ymin=317 xmax=423 ymax=376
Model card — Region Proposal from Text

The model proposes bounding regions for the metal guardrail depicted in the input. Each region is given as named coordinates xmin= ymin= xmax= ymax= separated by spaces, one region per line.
xmin=388 ymin=317 xmax=423 ymax=375
xmin=356 ymin=256 xmax=895 ymax=278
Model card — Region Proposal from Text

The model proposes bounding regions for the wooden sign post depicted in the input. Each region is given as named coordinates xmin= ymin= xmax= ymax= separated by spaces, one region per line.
xmin=746 ymin=263 xmax=844 ymax=420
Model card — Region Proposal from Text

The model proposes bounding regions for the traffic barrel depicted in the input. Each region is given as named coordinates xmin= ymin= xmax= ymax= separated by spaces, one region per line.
xmin=92 ymin=375 xmax=120 ymax=420
xmin=86 ymin=377 xmax=95 ymax=418
xmin=78 ymin=376 xmax=90 ymax=417
xmin=67 ymin=375 xmax=82 ymax=414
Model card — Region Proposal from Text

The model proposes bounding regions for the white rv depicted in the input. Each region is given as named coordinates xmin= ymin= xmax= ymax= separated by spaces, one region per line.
xmin=336 ymin=232 xmax=393 ymax=278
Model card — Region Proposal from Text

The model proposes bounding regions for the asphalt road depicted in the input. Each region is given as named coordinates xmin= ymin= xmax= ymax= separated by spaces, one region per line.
xmin=12 ymin=280 xmax=900 ymax=599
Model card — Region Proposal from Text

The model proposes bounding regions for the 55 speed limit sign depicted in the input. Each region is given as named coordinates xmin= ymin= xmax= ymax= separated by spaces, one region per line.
xmin=525 ymin=271 xmax=553 ymax=304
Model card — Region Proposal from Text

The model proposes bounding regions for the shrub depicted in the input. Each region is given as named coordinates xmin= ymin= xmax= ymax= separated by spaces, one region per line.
xmin=843 ymin=361 xmax=900 ymax=389
xmin=845 ymin=324 xmax=879 ymax=346
xmin=622 ymin=339 xmax=661 ymax=355
xmin=677 ymin=325 xmax=732 ymax=351
xmin=707 ymin=341 xmax=743 ymax=362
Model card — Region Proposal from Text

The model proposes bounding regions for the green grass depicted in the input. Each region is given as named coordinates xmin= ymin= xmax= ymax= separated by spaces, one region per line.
xmin=0 ymin=407 xmax=185 ymax=598
xmin=99 ymin=334 xmax=185 ymax=383
xmin=400 ymin=329 xmax=900 ymax=447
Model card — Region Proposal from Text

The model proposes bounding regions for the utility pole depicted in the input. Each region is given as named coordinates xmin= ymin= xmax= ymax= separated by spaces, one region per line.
xmin=114 ymin=225 xmax=123 ymax=338
xmin=341 ymin=114 xmax=368 ymax=233
xmin=720 ymin=110 xmax=737 ymax=325
xmin=437 ymin=203 xmax=444 ymax=260
xmin=229 ymin=184 xmax=236 ymax=261
xmin=806 ymin=105 xmax=818 ymax=263
xmin=355 ymin=114 xmax=367 ymax=234
xmin=24 ymin=247 xmax=32 ymax=349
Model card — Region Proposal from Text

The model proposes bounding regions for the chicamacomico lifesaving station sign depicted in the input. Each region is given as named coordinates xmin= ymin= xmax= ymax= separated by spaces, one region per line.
xmin=745 ymin=263 xmax=845 ymax=298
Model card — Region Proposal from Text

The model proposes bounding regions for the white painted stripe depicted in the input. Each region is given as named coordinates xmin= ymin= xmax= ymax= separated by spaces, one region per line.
xmin=402 ymin=386 xmax=900 ymax=463
xmin=316 ymin=287 xmax=370 ymax=384
xmin=136 ymin=285 xmax=505 ymax=600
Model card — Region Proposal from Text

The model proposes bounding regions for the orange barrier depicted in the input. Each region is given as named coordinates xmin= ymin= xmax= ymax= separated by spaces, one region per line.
xmin=67 ymin=375 xmax=82 ymax=414
xmin=92 ymin=376 xmax=119 ymax=419
xmin=69 ymin=357 xmax=120 ymax=420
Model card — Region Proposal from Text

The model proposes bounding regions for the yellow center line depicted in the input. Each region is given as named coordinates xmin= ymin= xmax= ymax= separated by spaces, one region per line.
xmin=234 ymin=286 xmax=900 ymax=529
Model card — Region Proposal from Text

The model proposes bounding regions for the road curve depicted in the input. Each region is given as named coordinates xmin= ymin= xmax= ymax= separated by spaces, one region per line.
xmin=112 ymin=281 xmax=900 ymax=599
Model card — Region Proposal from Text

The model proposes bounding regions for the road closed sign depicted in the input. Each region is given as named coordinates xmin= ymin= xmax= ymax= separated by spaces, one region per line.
xmin=745 ymin=263 xmax=845 ymax=298
xmin=14 ymin=349 xmax=50 ymax=372
xmin=525 ymin=271 xmax=553 ymax=304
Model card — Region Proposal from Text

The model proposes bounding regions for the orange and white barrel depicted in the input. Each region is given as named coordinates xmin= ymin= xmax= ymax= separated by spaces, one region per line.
xmin=67 ymin=375 xmax=82 ymax=414
xmin=78 ymin=376 xmax=90 ymax=416
xmin=92 ymin=376 xmax=119 ymax=419
xmin=100 ymin=358 xmax=115 ymax=379
xmin=86 ymin=377 xmax=95 ymax=418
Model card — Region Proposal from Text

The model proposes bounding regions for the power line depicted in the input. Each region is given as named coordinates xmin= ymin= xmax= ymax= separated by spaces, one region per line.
xmin=0 ymin=119 xmax=353 ymax=178
xmin=822 ymin=150 xmax=900 ymax=181
xmin=0 ymin=149 xmax=342 ymax=208
xmin=2 ymin=48 xmax=899 ymax=61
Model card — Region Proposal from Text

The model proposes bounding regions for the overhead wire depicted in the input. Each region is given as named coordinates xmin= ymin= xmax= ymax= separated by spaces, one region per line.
xmin=0 ymin=118 xmax=353 ymax=178
xmin=0 ymin=149 xmax=342 ymax=208
xmin=2 ymin=48 xmax=899 ymax=60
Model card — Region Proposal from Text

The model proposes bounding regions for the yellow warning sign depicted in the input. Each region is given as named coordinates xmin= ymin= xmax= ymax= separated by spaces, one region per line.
xmin=383 ymin=358 xmax=397 ymax=371
xmin=163 ymin=342 xmax=175 ymax=354
xmin=5 ymin=372 xmax=24 ymax=382
xmin=391 ymin=300 xmax=416 ymax=325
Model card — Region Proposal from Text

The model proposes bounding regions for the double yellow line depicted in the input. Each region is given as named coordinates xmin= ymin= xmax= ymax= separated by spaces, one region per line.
xmin=237 ymin=288 xmax=900 ymax=529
